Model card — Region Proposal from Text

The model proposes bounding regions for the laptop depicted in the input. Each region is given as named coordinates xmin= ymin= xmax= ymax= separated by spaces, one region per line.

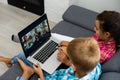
xmin=18 ymin=14 xmax=61 ymax=74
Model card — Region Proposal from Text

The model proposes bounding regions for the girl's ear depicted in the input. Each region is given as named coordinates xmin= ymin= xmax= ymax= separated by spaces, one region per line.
xmin=105 ymin=32 xmax=111 ymax=38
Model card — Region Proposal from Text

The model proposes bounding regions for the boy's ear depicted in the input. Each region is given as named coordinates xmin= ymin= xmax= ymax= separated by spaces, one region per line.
xmin=71 ymin=64 xmax=76 ymax=71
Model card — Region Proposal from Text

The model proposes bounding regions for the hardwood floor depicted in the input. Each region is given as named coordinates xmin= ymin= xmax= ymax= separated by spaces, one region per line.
xmin=0 ymin=3 xmax=56 ymax=75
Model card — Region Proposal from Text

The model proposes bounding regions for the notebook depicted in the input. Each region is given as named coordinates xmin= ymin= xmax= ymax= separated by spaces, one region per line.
xmin=18 ymin=14 xmax=61 ymax=74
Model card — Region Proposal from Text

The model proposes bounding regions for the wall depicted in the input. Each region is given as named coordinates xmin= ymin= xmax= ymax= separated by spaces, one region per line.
xmin=69 ymin=0 xmax=120 ymax=13
xmin=0 ymin=0 xmax=69 ymax=23
xmin=45 ymin=0 xmax=69 ymax=23
xmin=1 ymin=0 xmax=119 ymax=23
xmin=0 ymin=0 xmax=7 ymax=4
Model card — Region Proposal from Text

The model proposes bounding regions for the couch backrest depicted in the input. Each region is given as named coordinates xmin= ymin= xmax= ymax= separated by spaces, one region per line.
xmin=102 ymin=50 xmax=120 ymax=73
xmin=63 ymin=5 xmax=98 ymax=32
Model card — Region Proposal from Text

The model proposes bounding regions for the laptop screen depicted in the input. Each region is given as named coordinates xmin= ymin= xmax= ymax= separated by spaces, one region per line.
xmin=18 ymin=14 xmax=51 ymax=57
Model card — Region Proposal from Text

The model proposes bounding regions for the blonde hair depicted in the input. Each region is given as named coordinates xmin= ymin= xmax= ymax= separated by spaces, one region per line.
xmin=67 ymin=37 xmax=100 ymax=73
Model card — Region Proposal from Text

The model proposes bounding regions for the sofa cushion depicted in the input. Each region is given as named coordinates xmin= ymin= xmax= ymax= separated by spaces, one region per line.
xmin=51 ymin=21 xmax=94 ymax=38
xmin=99 ymin=72 xmax=120 ymax=80
xmin=102 ymin=50 xmax=120 ymax=73
xmin=0 ymin=63 xmax=39 ymax=80
xmin=63 ymin=5 xmax=98 ymax=31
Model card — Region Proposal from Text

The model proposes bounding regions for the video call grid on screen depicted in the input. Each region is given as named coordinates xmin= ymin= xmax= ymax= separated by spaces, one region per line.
xmin=21 ymin=19 xmax=50 ymax=51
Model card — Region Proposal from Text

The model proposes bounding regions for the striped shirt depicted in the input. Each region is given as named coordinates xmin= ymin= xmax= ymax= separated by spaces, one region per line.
xmin=16 ymin=63 xmax=101 ymax=80
xmin=93 ymin=34 xmax=116 ymax=64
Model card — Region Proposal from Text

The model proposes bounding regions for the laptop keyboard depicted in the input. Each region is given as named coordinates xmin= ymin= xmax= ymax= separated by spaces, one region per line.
xmin=33 ymin=40 xmax=58 ymax=63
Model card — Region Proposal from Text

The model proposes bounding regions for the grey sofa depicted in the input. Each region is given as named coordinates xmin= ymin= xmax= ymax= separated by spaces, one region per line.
xmin=0 ymin=5 xmax=120 ymax=80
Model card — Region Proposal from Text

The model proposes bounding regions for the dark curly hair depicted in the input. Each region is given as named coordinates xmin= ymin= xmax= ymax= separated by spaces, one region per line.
xmin=97 ymin=11 xmax=120 ymax=51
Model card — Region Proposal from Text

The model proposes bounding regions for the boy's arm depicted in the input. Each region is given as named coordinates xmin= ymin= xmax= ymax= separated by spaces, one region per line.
xmin=16 ymin=76 xmax=40 ymax=80
xmin=33 ymin=64 xmax=45 ymax=80
xmin=16 ymin=58 xmax=35 ymax=80
xmin=16 ymin=76 xmax=27 ymax=80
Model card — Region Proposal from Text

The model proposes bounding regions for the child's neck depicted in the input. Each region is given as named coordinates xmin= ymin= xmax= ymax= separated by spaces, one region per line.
xmin=99 ymin=37 xmax=114 ymax=43
xmin=75 ymin=71 xmax=87 ymax=78
xmin=105 ymin=37 xmax=114 ymax=42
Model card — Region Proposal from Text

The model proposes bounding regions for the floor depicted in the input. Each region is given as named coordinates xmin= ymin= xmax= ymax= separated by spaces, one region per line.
xmin=0 ymin=3 xmax=56 ymax=75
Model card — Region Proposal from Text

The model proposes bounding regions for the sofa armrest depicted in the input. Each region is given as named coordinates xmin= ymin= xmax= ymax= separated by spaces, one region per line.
xmin=63 ymin=5 xmax=98 ymax=31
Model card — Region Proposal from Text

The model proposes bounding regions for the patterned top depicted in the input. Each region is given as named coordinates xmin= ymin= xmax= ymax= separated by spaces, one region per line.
xmin=16 ymin=63 xmax=101 ymax=80
xmin=93 ymin=34 xmax=116 ymax=64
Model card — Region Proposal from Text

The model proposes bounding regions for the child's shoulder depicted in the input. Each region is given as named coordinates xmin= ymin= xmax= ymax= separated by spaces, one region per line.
xmin=86 ymin=63 xmax=101 ymax=80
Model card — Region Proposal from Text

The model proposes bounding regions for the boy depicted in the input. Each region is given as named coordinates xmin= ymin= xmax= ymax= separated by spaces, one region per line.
xmin=16 ymin=37 xmax=101 ymax=80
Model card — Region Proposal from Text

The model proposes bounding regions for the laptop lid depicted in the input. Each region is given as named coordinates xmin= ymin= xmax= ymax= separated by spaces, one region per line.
xmin=18 ymin=14 xmax=51 ymax=58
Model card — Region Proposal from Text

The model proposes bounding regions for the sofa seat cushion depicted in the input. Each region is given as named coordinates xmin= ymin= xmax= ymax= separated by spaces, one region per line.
xmin=0 ymin=63 xmax=39 ymax=80
xmin=63 ymin=5 xmax=98 ymax=31
xmin=51 ymin=21 xmax=94 ymax=38
xmin=100 ymin=72 xmax=120 ymax=80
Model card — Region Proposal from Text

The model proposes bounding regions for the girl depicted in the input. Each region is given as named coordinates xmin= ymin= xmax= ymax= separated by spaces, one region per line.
xmin=58 ymin=11 xmax=120 ymax=65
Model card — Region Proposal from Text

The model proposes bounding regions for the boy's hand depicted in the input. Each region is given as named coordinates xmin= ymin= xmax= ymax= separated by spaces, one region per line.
xmin=59 ymin=41 xmax=69 ymax=47
xmin=33 ymin=64 xmax=42 ymax=75
xmin=33 ymin=64 xmax=44 ymax=80
xmin=17 ymin=58 xmax=34 ymax=80
xmin=57 ymin=46 xmax=71 ymax=66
